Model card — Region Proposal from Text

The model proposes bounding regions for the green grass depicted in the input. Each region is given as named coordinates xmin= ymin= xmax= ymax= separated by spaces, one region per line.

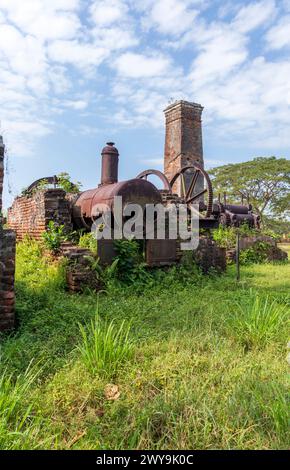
xmin=0 ymin=239 xmax=289 ymax=449
xmin=78 ymin=316 xmax=134 ymax=377
xmin=228 ymin=294 xmax=289 ymax=349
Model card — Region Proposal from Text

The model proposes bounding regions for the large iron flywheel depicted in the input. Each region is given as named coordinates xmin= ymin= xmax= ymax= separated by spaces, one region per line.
xmin=170 ymin=165 xmax=213 ymax=218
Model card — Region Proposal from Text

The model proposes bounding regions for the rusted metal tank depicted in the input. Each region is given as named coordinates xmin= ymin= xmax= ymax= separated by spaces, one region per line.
xmin=72 ymin=143 xmax=162 ymax=229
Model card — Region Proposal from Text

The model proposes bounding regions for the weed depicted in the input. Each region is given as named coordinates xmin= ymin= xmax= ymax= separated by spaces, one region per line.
xmin=78 ymin=315 xmax=134 ymax=377
xmin=228 ymin=294 xmax=289 ymax=349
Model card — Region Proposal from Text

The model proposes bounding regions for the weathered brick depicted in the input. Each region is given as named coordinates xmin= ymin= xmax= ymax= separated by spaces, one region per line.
xmin=7 ymin=189 xmax=73 ymax=240
xmin=164 ymin=100 xmax=204 ymax=196
xmin=0 ymin=136 xmax=16 ymax=331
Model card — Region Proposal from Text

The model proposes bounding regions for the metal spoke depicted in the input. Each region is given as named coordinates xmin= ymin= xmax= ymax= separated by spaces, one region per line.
xmin=187 ymin=188 xmax=207 ymax=204
xmin=181 ymin=174 xmax=186 ymax=199
xmin=185 ymin=170 xmax=199 ymax=201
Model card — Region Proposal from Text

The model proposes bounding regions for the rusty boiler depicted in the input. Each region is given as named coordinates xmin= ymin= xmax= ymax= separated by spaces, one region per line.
xmin=72 ymin=142 xmax=162 ymax=230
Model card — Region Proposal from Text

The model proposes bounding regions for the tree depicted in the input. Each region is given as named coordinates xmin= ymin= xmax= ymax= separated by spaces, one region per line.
xmin=209 ymin=157 xmax=290 ymax=222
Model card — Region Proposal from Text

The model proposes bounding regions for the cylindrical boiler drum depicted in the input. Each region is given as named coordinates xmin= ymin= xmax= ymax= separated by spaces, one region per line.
xmin=224 ymin=204 xmax=250 ymax=215
xmin=72 ymin=178 xmax=162 ymax=230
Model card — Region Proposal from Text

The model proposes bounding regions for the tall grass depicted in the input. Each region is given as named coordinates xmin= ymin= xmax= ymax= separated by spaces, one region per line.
xmin=0 ymin=363 xmax=41 ymax=449
xmin=2 ymin=239 xmax=289 ymax=449
xmin=78 ymin=316 xmax=134 ymax=377
xmin=229 ymin=295 xmax=289 ymax=348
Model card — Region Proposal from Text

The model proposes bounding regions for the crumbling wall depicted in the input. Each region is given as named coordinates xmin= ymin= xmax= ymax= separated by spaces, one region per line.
xmin=8 ymin=189 xmax=72 ymax=240
xmin=227 ymin=235 xmax=288 ymax=263
xmin=0 ymin=136 xmax=16 ymax=331
xmin=60 ymin=242 xmax=100 ymax=293
xmin=193 ymin=237 xmax=226 ymax=273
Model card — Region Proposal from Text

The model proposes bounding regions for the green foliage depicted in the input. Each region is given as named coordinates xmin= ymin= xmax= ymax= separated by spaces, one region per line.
xmin=113 ymin=239 xmax=151 ymax=285
xmin=20 ymin=172 xmax=82 ymax=197
xmin=213 ymin=225 xmax=236 ymax=249
xmin=42 ymin=221 xmax=68 ymax=253
xmin=0 ymin=238 xmax=289 ymax=449
xmin=84 ymin=255 xmax=119 ymax=288
xmin=263 ymin=216 xmax=290 ymax=238
xmin=20 ymin=179 xmax=49 ymax=197
xmin=78 ymin=315 xmax=134 ymax=377
xmin=213 ymin=225 xmax=286 ymax=265
xmin=0 ymin=364 xmax=44 ymax=449
xmin=78 ymin=232 xmax=98 ymax=254
xmin=228 ymin=295 xmax=289 ymax=349
xmin=239 ymin=242 xmax=272 ymax=265
xmin=56 ymin=172 xmax=82 ymax=194
xmin=209 ymin=157 xmax=290 ymax=220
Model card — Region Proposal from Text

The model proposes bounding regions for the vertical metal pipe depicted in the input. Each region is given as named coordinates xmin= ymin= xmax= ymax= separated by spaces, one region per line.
xmin=101 ymin=142 xmax=119 ymax=185
xmin=236 ymin=229 xmax=240 ymax=282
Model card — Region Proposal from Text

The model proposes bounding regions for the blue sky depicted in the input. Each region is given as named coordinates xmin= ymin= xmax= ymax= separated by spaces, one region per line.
xmin=0 ymin=0 xmax=290 ymax=208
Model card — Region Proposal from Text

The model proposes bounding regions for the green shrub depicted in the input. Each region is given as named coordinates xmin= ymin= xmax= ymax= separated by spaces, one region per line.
xmin=78 ymin=316 xmax=134 ymax=377
xmin=213 ymin=226 xmax=236 ymax=249
xmin=239 ymin=241 xmax=271 ymax=265
xmin=42 ymin=221 xmax=68 ymax=253
xmin=78 ymin=232 xmax=98 ymax=254
xmin=20 ymin=173 xmax=81 ymax=198
xmin=229 ymin=295 xmax=289 ymax=349
xmin=56 ymin=172 xmax=82 ymax=194
xmin=83 ymin=255 xmax=119 ymax=288
xmin=114 ymin=239 xmax=151 ymax=285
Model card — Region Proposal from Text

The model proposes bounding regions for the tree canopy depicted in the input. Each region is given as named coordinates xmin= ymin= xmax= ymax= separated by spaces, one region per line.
xmin=209 ymin=157 xmax=290 ymax=221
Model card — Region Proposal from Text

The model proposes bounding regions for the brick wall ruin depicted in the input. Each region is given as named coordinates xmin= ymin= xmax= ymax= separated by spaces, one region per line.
xmin=0 ymin=136 xmax=16 ymax=331
xmin=8 ymin=189 xmax=73 ymax=240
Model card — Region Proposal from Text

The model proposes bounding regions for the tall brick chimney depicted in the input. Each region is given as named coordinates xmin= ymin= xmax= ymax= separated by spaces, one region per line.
xmin=164 ymin=100 xmax=204 ymax=196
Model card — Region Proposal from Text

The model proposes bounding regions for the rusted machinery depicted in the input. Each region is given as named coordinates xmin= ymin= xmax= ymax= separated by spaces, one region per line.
xmin=72 ymin=143 xmax=162 ymax=229
xmin=26 ymin=142 xmax=259 ymax=231
xmin=216 ymin=203 xmax=260 ymax=229
xmin=136 ymin=163 xmax=259 ymax=229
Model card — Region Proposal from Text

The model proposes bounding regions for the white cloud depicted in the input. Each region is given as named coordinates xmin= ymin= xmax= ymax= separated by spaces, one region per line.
xmin=0 ymin=24 xmax=48 ymax=80
xmin=191 ymin=54 xmax=290 ymax=148
xmin=90 ymin=0 xmax=128 ymax=27
xmin=141 ymin=0 xmax=199 ymax=36
xmin=47 ymin=40 xmax=108 ymax=70
xmin=62 ymin=99 xmax=88 ymax=111
xmin=0 ymin=0 xmax=289 ymax=162
xmin=266 ymin=15 xmax=290 ymax=49
xmin=232 ymin=0 xmax=277 ymax=33
xmin=115 ymin=52 xmax=172 ymax=78
xmin=0 ymin=0 xmax=81 ymax=40
xmin=189 ymin=28 xmax=248 ymax=84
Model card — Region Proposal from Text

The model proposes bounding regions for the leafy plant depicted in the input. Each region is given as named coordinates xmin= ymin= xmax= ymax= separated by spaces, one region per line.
xmin=213 ymin=225 xmax=236 ymax=249
xmin=113 ymin=239 xmax=151 ymax=285
xmin=42 ymin=221 xmax=68 ymax=253
xmin=229 ymin=295 xmax=289 ymax=349
xmin=20 ymin=173 xmax=82 ymax=197
xmin=78 ymin=315 xmax=134 ymax=377
xmin=56 ymin=172 xmax=82 ymax=194
xmin=78 ymin=232 xmax=98 ymax=254
xmin=84 ymin=255 xmax=119 ymax=287
xmin=239 ymin=241 xmax=271 ymax=265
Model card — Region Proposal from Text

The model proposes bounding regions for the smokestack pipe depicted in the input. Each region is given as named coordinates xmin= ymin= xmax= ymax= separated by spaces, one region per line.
xmin=101 ymin=142 xmax=119 ymax=185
